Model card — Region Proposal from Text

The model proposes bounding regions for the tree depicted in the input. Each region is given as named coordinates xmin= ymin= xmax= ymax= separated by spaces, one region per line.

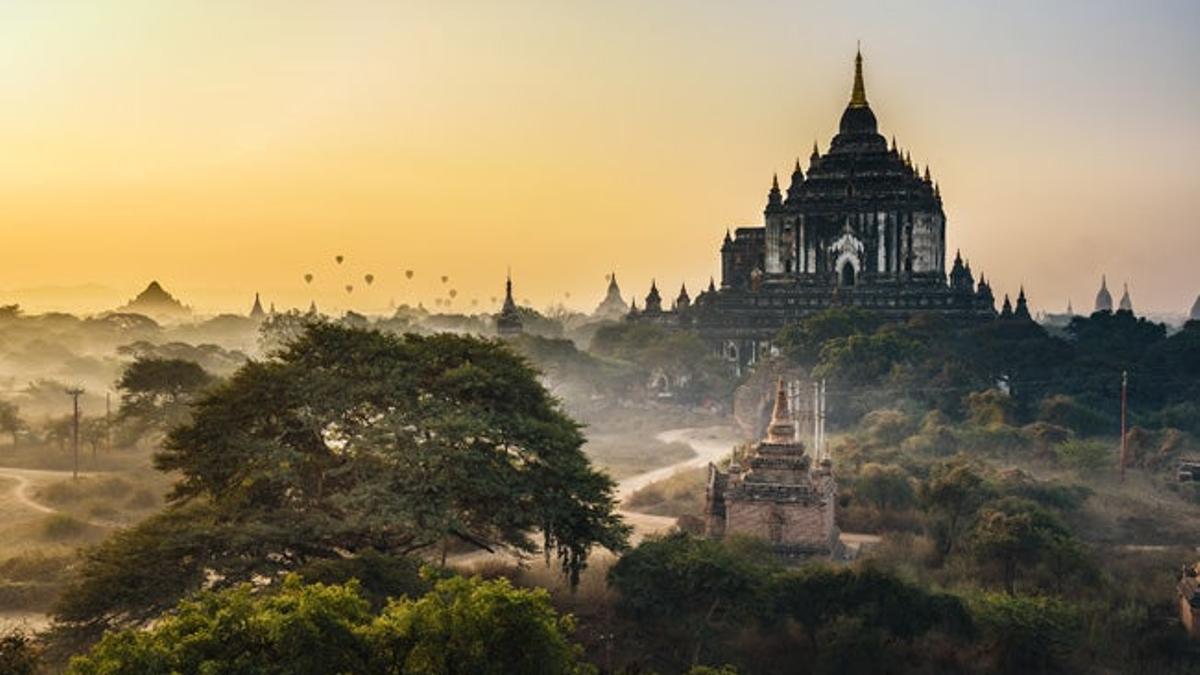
xmin=116 ymin=357 xmax=214 ymax=443
xmin=0 ymin=400 xmax=23 ymax=446
xmin=57 ymin=324 xmax=627 ymax=635
xmin=65 ymin=574 xmax=594 ymax=675
xmin=972 ymin=593 xmax=1080 ymax=674
xmin=608 ymin=533 xmax=773 ymax=667
xmin=918 ymin=458 xmax=993 ymax=558
xmin=854 ymin=463 xmax=915 ymax=511
xmin=776 ymin=308 xmax=881 ymax=368
xmin=969 ymin=497 xmax=1069 ymax=594
xmin=366 ymin=574 xmax=592 ymax=674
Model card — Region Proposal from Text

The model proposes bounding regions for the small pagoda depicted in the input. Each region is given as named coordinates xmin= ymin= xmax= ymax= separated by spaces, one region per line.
xmin=704 ymin=378 xmax=840 ymax=560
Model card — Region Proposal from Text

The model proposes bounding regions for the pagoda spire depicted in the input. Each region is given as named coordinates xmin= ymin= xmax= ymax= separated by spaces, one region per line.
xmin=810 ymin=141 xmax=820 ymax=160
xmin=849 ymin=46 xmax=868 ymax=108
xmin=765 ymin=377 xmax=797 ymax=445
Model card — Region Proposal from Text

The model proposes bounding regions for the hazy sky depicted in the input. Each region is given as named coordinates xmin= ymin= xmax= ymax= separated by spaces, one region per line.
xmin=1 ymin=1 xmax=1198 ymax=316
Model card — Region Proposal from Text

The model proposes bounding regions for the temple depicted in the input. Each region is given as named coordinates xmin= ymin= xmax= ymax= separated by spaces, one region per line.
xmin=593 ymin=273 xmax=628 ymax=320
xmin=629 ymin=50 xmax=996 ymax=369
xmin=1095 ymin=276 xmax=1113 ymax=313
xmin=495 ymin=273 xmax=523 ymax=336
xmin=704 ymin=378 xmax=840 ymax=560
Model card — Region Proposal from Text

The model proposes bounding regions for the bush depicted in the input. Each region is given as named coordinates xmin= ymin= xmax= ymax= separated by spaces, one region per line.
xmin=861 ymin=409 xmax=915 ymax=447
xmin=1054 ymin=439 xmax=1113 ymax=473
xmin=39 ymin=514 xmax=89 ymax=541
xmin=971 ymin=593 xmax=1080 ymax=674
xmin=66 ymin=574 xmax=593 ymax=675
xmin=1037 ymin=395 xmax=1109 ymax=437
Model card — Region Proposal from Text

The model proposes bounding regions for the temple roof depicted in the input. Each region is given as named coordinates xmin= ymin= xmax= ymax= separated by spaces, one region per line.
xmin=1095 ymin=275 xmax=1113 ymax=312
xmin=781 ymin=50 xmax=939 ymax=213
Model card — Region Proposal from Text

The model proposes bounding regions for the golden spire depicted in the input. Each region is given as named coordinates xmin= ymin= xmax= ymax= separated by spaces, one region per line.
xmin=849 ymin=46 xmax=868 ymax=108
xmin=765 ymin=377 xmax=796 ymax=444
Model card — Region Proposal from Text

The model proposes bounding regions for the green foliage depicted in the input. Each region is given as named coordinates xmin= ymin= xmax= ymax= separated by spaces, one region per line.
xmin=366 ymin=574 xmax=593 ymax=675
xmin=296 ymin=550 xmax=429 ymax=610
xmin=590 ymin=323 xmax=733 ymax=403
xmin=860 ymin=409 xmax=914 ymax=447
xmin=116 ymin=356 xmax=214 ymax=443
xmin=969 ymin=497 xmax=1070 ymax=594
xmin=971 ymin=593 xmax=1080 ymax=674
xmin=776 ymin=308 xmax=881 ymax=367
xmin=65 ymin=574 xmax=592 ymax=675
xmin=854 ymin=463 xmax=915 ymax=511
xmin=814 ymin=329 xmax=920 ymax=388
xmin=1036 ymin=394 xmax=1109 ymax=437
xmin=58 ymin=324 xmax=627 ymax=637
xmin=918 ymin=458 xmax=993 ymax=558
xmin=1054 ymin=438 xmax=1113 ymax=473
xmin=608 ymin=532 xmax=774 ymax=666
xmin=965 ymin=389 xmax=1016 ymax=428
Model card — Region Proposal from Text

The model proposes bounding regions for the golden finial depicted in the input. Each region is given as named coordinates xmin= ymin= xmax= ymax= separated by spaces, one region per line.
xmin=849 ymin=45 xmax=868 ymax=108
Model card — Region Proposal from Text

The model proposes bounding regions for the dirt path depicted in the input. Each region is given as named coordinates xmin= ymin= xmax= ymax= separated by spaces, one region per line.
xmin=453 ymin=426 xmax=741 ymax=569
xmin=0 ymin=466 xmax=119 ymax=528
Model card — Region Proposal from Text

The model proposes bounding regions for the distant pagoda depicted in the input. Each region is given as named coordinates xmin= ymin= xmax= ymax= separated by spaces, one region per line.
xmin=495 ymin=273 xmax=523 ymax=336
xmin=593 ymin=272 xmax=628 ymax=320
xmin=1095 ymin=275 xmax=1113 ymax=313
xmin=115 ymin=281 xmax=191 ymax=319
xmin=249 ymin=292 xmax=266 ymax=320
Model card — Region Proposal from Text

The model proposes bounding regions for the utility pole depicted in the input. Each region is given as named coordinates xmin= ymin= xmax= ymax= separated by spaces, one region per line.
xmin=816 ymin=381 xmax=825 ymax=454
xmin=66 ymin=386 xmax=84 ymax=480
xmin=1120 ymin=370 xmax=1128 ymax=482
xmin=820 ymin=379 xmax=827 ymax=461
xmin=105 ymin=390 xmax=112 ymax=454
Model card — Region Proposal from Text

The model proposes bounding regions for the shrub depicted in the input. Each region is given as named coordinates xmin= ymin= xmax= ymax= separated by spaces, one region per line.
xmin=861 ymin=409 xmax=915 ymax=447
xmin=1054 ymin=439 xmax=1113 ymax=473
xmin=39 ymin=514 xmax=88 ymax=541
xmin=1037 ymin=395 xmax=1109 ymax=437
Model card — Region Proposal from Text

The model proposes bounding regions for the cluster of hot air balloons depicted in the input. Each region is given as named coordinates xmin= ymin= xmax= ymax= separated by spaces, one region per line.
xmin=294 ymin=253 xmax=484 ymax=314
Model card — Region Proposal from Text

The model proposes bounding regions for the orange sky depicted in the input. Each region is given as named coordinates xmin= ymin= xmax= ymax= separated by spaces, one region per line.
xmin=1 ymin=1 xmax=1198 ymax=316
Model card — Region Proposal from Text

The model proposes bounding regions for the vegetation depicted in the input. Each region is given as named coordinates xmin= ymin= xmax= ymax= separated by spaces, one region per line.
xmin=52 ymin=323 xmax=628 ymax=643
xmin=65 ymin=574 xmax=594 ymax=675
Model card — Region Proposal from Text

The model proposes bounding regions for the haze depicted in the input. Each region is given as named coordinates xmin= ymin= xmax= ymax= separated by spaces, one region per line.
xmin=1 ymin=1 xmax=1198 ymax=315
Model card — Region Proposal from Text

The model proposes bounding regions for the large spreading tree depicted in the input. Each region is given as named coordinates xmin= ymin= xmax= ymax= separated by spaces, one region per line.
xmin=55 ymin=323 xmax=627 ymax=636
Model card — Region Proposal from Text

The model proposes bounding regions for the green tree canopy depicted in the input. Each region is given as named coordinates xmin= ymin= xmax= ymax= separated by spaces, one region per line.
xmin=56 ymin=324 xmax=627 ymax=636
xmin=116 ymin=356 xmax=214 ymax=442
xmin=65 ymin=574 xmax=594 ymax=675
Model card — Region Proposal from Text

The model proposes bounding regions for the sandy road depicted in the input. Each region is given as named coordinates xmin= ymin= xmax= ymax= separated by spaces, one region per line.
xmin=0 ymin=466 xmax=119 ymax=528
xmin=452 ymin=426 xmax=741 ymax=568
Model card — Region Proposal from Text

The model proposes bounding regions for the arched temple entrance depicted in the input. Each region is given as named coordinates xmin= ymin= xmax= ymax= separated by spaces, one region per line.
xmin=840 ymin=261 xmax=856 ymax=287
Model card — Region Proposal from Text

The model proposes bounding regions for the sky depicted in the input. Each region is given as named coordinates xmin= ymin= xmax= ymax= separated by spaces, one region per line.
xmin=0 ymin=0 xmax=1198 ymax=316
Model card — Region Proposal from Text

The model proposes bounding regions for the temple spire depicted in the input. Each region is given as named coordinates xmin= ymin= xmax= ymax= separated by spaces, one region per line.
xmin=765 ymin=377 xmax=797 ymax=445
xmin=849 ymin=47 xmax=868 ymax=108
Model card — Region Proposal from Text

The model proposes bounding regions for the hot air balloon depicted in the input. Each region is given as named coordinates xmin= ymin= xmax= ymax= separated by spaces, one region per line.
xmin=335 ymin=255 xmax=344 ymax=265
xmin=405 ymin=270 xmax=414 ymax=280
xmin=448 ymin=289 xmax=458 ymax=299
xmin=471 ymin=299 xmax=478 ymax=307
xmin=304 ymin=273 xmax=313 ymax=284
xmin=491 ymin=296 xmax=498 ymax=304
xmin=364 ymin=274 xmax=375 ymax=285
xmin=345 ymin=285 xmax=354 ymax=294
xmin=441 ymin=275 xmax=449 ymax=284
xmin=564 ymin=292 xmax=571 ymax=299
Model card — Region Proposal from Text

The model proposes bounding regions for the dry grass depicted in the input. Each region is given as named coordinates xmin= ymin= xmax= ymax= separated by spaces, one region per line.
xmin=624 ymin=466 xmax=706 ymax=517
